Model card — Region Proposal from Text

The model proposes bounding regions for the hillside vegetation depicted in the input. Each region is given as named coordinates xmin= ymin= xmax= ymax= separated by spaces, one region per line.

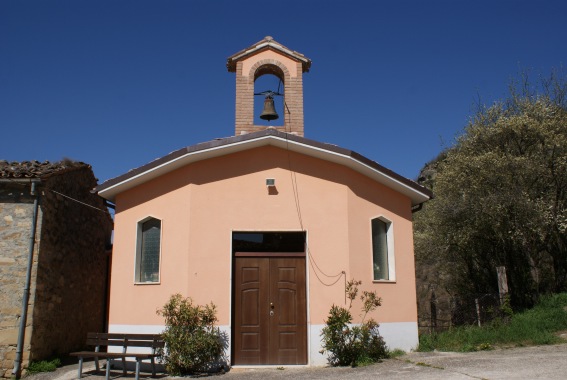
xmin=414 ymin=71 xmax=567 ymax=313
xmin=418 ymin=293 xmax=567 ymax=352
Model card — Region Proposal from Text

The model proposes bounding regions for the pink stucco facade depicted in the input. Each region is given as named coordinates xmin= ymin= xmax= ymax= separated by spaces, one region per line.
xmin=106 ymin=144 xmax=421 ymax=364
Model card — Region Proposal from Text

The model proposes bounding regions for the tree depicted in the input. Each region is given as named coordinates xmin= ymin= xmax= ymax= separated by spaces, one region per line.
xmin=414 ymin=71 xmax=567 ymax=310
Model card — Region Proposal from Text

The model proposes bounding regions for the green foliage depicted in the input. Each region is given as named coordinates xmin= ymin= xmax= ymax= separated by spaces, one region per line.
xmin=387 ymin=348 xmax=406 ymax=358
xmin=157 ymin=294 xmax=224 ymax=375
xmin=320 ymin=280 xmax=388 ymax=366
xmin=418 ymin=292 xmax=567 ymax=352
xmin=27 ymin=358 xmax=61 ymax=373
xmin=415 ymin=70 xmax=567 ymax=309
xmin=500 ymin=294 xmax=514 ymax=319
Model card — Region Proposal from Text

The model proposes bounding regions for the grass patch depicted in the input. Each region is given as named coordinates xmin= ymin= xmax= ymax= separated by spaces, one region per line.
xmin=355 ymin=356 xmax=380 ymax=367
xmin=351 ymin=348 xmax=405 ymax=365
xmin=387 ymin=348 xmax=406 ymax=358
xmin=418 ymin=293 xmax=567 ymax=352
xmin=414 ymin=361 xmax=444 ymax=370
xmin=27 ymin=358 xmax=61 ymax=374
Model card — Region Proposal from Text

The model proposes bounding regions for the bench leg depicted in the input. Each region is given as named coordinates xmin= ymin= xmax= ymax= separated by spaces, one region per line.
xmin=151 ymin=357 xmax=156 ymax=377
xmin=95 ymin=357 xmax=100 ymax=373
xmin=105 ymin=358 xmax=111 ymax=380
xmin=135 ymin=360 xmax=141 ymax=380
xmin=77 ymin=357 xmax=83 ymax=379
xmin=122 ymin=357 xmax=127 ymax=376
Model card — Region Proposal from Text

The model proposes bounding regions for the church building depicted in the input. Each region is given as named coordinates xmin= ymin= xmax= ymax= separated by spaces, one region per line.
xmin=96 ymin=37 xmax=432 ymax=366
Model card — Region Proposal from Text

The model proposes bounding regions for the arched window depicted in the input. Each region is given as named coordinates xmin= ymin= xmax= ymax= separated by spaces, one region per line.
xmin=371 ymin=217 xmax=395 ymax=281
xmin=254 ymin=65 xmax=284 ymax=127
xmin=135 ymin=217 xmax=161 ymax=283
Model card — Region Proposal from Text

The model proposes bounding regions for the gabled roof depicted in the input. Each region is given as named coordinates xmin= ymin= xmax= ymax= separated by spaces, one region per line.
xmin=227 ymin=36 xmax=312 ymax=73
xmin=96 ymin=129 xmax=433 ymax=205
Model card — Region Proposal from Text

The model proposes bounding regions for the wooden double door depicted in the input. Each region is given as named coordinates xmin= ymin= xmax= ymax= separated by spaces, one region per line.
xmin=233 ymin=255 xmax=307 ymax=365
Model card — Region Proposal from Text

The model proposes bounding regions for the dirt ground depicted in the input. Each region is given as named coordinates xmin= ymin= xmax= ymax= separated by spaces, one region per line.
xmin=28 ymin=343 xmax=567 ymax=380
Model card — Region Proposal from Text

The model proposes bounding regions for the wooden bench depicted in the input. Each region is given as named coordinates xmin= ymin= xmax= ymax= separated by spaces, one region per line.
xmin=70 ymin=333 xmax=165 ymax=380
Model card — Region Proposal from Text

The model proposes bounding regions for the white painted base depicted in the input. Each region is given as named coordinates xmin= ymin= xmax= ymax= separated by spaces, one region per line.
xmin=108 ymin=321 xmax=417 ymax=366
xmin=107 ymin=324 xmax=165 ymax=354
xmin=308 ymin=325 xmax=327 ymax=366
xmin=378 ymin=321 xmax=419 ymax=351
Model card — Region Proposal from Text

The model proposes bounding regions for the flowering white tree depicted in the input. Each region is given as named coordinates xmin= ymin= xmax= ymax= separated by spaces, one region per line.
xmin=414 ymin=71 xmax=567 ymax=310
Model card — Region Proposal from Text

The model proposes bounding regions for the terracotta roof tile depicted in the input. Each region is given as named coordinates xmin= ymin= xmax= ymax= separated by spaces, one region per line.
xmin=0 ymin=160 xmax=89 ymax=179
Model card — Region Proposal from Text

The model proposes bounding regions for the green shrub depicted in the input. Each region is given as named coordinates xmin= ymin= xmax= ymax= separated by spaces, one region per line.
xmin=320 ymin=280 xmax=388 ymax=366
xmin=157 ymin=294 xmax=224 ymax=375
xmin=27 ymin=358 xmax=61 ymax=373
xmin=500 ymin=294 xmax=513 ymax=320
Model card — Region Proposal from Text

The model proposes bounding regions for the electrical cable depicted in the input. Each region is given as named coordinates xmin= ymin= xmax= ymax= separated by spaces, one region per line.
xmin=3 ymin=177 xmax=110 ymax=214
xmin=48 ymin=189 xmax=109 ymax=213
xmin=282 ymin=101 xmax=346 ymax=291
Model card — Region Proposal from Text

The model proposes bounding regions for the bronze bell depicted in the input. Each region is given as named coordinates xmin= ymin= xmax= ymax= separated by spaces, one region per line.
xmin=260 ymin=96 xmax=279 ymax=121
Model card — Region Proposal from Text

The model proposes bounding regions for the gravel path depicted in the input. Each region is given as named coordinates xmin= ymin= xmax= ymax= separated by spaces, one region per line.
xmin=28 ymin=343 xmax=567 ymax=380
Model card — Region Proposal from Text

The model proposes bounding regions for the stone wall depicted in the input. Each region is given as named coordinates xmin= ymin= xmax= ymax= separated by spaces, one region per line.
xmin=0 ymin=183 xmax=41 ymax=378
xmin=0 ymin=166 xmax=113 ymax=377
xmin=30 ymin=167 xmax=113 ymax=362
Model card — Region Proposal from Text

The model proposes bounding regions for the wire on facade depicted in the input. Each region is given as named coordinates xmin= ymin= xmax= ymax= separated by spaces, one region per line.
xmin=3 ymin=177 xmax=110 ymax=214
xmin=281 ymin=123 xmax=346 ymax=290
xmin=47 ymin=189 xmax=109 ymax=214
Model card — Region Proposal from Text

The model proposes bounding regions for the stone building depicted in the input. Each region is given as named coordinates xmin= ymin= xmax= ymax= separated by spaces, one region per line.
xmin=0 ymin=160 xmax=113 ymax=378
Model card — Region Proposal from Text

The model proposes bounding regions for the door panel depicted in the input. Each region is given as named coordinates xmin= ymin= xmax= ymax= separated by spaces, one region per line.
xmin=233 ymin=256 xmax=306 ymax=365
xmin=269 ymin=258 xmax=307 ymax=364
xmin=233 ymin=258 xmax=269 ymax=364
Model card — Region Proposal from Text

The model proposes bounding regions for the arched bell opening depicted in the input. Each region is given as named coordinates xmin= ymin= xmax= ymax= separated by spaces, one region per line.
xmin=229 ymin=37 xmax=308 ymax=137
xmin=253 ymin=64 xmax=285 ymax=127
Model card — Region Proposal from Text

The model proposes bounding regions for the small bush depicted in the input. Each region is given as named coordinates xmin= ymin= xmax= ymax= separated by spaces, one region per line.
xmin=27 ymin=358 xmax=61 ymax=373
xmin=157 ymin=294 xmax=224 ymax=375
xmin=320 ymin=280 xmax=388 ymax=366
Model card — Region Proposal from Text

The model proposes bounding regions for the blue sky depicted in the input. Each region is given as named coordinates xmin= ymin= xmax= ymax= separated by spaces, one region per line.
xmin=1 ymin=0 xmax=565 ymax=184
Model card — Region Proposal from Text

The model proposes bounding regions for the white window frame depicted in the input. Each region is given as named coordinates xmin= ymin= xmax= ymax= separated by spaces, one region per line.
xmin=371 ymin=216 xmax=396 ymax=282
xmin=134 ymin=216 xmax=163 ymax=284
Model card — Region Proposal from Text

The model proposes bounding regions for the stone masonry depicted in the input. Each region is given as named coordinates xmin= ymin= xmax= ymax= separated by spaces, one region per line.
xmin=0 ymin=185 xmax=39 ymax=378
xmin=0 ymin=161 xmax=113 ymax=377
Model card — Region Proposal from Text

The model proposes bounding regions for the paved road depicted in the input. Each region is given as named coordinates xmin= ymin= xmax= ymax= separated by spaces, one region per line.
xmin=30 ymin=344 xmax=567 ymax=380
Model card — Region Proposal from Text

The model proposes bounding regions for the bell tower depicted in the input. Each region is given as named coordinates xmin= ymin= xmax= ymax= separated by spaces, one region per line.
xmin=227 ymin=36 xmax=311 ymax=137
